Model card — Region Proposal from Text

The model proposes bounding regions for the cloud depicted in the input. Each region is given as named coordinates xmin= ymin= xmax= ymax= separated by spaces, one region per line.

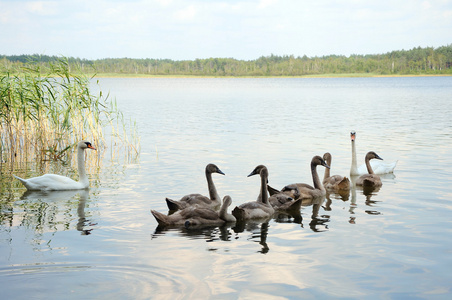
xmin=1 ymin=0 xmax=451 ymax=60
xmin=173 ymin=5 xmax=197 ymax=22
xmin=25 ymin=1 xmax=58 ymax=16
xmin=257 ymin=0 xmax=278 ymax=9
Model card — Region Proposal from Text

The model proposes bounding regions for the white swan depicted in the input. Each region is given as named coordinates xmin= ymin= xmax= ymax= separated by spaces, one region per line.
xmin=350 ymin=131 xmax=397 ymax=176
xmin=13 ymin=141 xmax=96 ymax=191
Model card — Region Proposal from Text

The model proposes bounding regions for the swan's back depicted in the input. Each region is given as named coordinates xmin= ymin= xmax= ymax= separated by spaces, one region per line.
xmin=14 ymin=174 xmax=84 ymax=191
xmin=356 ymin=174 xmax=382 ymax=187
xmin=232 ymin=201 xmax=274 ymax=220
xmin=357 ymin=160 xmax=397 ymax=175
xmin=323 ymin=175 xmax=350 ymax=191
xmin=166 ymin=194 xmax=216 ymax=211
xmin=152 ymin=205 xmax=224 ymax=227
xmin=269 ymin=194 xmax=302 ymax=211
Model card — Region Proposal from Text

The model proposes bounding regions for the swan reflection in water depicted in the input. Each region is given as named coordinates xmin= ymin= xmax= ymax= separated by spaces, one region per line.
xmin=272 ymin=195 xmax=330 ymax=232
xmin=152 ymin=222 xmax=237 ymax=242
xmin=20 ymin=189 xmax=94 ymax=235
xmin=151 ymin=219 xmax=271 ymax=253
xmin=347 ymin=175 xmax=385 ymax=222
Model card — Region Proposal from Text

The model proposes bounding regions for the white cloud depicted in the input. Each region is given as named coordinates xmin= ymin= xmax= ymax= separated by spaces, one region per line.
xmin=173 ymin=5 xmax=197 ymax=22
xmin=257 ymin=0 xmax=278 ymax=9
xmin=0 ymin=0 xmax=451 ymax=59
xmin=422 ymin=1 xmax=432 ymax=9
xmin=25 ymin=1 xmax=58 ymax=16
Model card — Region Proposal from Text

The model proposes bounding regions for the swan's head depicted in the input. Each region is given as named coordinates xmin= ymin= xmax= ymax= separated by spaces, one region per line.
xmin=323 ymin=152 xmax=332 ymax=164
xmin=366 ymin=151 xmax=383 ymax=161
xmin=248 ymin=165 xmax=268 ymax=177
xmin=350 ymin=131 xmax=356 ymax=141
xmin=281 ymin=185 xmax=300 ymax=199
xmin=206 ymin=163 xmax=225 ymax=175
xmin=223 ymin=195 xmax=232 ymax=207
xmin=78 ymin=141 xmax=96 ymax=151
xmin=312 ymin=156 xmax=330 ymax=169
xmin=275 ymin=194 xmax=294 ymax=205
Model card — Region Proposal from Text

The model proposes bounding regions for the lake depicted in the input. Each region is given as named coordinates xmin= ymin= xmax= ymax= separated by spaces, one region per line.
xmin=1 ymin=76 xmax=452 ymax=299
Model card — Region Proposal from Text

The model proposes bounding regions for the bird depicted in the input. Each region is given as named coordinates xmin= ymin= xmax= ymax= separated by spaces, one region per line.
xmin=322 ymin=152 xmax=350 ymax=191
xmin=151 ymin=195 xmax=236 ymax=227
xmin=350 ymin=131 xmax=397 ymax=175
xmin=268 ymin=192 xmax=303 ymax=212
xmin=356 ymin=151 xmax=383 ymax=187
xmin=13 ymin=141 xmax=96 ymax=191
xmin=268 ymin=156 xmax=330 ymax=200
xmin=232 ymin=165 xmax=275 ymax=221
xmin=165 ymin=163 xmax=225 ymax=211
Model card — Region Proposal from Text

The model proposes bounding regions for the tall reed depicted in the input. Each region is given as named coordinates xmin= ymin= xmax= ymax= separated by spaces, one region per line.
xmin=0 ymin=56 xmax=139 ymax=166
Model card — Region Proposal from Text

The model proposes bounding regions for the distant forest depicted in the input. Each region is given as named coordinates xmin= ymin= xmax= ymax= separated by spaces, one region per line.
xmin=1 ymin=44 xmax=452 ymax=76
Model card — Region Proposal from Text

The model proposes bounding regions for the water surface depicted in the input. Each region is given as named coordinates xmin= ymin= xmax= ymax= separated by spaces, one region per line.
xmin=1 ymin=77 xmax=452 ymax=299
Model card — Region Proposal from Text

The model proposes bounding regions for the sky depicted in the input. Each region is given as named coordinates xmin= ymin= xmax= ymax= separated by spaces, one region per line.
xmin=1 ymin=0 xmax=452 ymax=60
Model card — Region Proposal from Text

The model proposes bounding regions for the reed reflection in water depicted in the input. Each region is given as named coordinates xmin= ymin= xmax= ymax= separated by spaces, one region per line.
xmin=1 ymin=77 xmax=452 ymax=299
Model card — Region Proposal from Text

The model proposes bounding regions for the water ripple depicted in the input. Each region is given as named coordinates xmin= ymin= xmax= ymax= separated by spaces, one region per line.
xmin=0 ymin=262 xmax=187 ymax=299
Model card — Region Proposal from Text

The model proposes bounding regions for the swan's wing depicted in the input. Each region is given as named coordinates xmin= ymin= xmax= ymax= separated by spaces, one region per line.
xmin=323 ymin=175 xmax=341 ymax=186
xmin=17 ymin=174 xmax=80 ymax=190
xmin=183 ymin=194 xmax=213 ymax=205
xmin=180 ymin=207 xmax=219 ymax=220
xmin=324 ymin=175 xmax=350 ymax=190
xmin=269 ymin=194 xmax=302 ymax=211
xmin=372 ymin=160 xmax=398 ymax=174
xmin=238 ymin=201 xmax=274 ymax=219
xmin=358 ymin=160 xmax=398 ymax=175
xmin=267 ymin=185 xmax=281 ymax=196
xmin=270 ymin=194 xmax=294 ymax=205
xmin=239 ymin=201 xmax=265 ymax=210
xmin=284 ymin=183 xmax=314 ymax=191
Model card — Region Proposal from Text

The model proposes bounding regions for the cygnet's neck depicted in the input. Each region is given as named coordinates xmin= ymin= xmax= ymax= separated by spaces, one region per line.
xmin=323 ymin=157 xmax=331 ymax=181
xmin=258 ymin=169 xmax=269 ymax=204
xmin=365 ymin=156 xmax=375 ymax=175
xmin=219 ymin=198 xmax=236 ymax=222
xmin=206 ymin=169 xmax=220 ymax=202
xmin=311 ymin=162 xmax=324 ymax=192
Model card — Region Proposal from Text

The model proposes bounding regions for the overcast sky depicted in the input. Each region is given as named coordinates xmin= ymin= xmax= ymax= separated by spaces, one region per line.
xmin=1 ymin=0 xmax=451 ymax=60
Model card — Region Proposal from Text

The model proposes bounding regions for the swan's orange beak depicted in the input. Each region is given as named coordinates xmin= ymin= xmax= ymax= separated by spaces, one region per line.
xmin=350 ymin=132 xmax=356 ymax=141
xmin=88 ymin=144 xmax=97 ymax=150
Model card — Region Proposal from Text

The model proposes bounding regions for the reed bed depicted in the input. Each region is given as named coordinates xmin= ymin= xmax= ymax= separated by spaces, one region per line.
xmin=0 ymin=57 xmax=140 ymax=169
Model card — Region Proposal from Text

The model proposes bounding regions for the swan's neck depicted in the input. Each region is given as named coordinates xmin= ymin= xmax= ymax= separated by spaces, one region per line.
xmin=311 ymin=162 xmax=324 ymax=192
xmin=77 ymin=146 xmax=88 ymax=187
xmin=351 ymin=140 xmax=358 ymax=175
xmin=219 ymin=200 xmax=235 ymax=222
xmin=258 ymin=170 xmax=269 ymax=204
xmin=219 ymin=202 xmax=228 ymax=219
xmin=206 ymin=170 xmax=220 ymax=202
xmin=365 ymin=157 xmax=375 ymax=174
xmin=323 ymin=158 xmax=331 ymax=181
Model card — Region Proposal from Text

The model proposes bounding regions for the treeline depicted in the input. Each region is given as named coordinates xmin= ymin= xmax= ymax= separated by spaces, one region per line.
xmin=1 ymin=44 xmax=452 ymax=76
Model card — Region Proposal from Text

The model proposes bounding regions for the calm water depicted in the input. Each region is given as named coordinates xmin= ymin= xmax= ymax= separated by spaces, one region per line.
xmin=1 ymin=77 xmax=452 ymax=299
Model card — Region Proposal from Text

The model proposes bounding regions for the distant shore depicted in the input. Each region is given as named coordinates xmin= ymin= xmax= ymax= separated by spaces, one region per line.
xmin=91 ymin=73 xmax=452 ymax=79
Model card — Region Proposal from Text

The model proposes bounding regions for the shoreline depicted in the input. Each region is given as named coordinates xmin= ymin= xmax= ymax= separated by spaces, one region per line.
xmin=90 ymin=73 xmax=452 ymax=79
